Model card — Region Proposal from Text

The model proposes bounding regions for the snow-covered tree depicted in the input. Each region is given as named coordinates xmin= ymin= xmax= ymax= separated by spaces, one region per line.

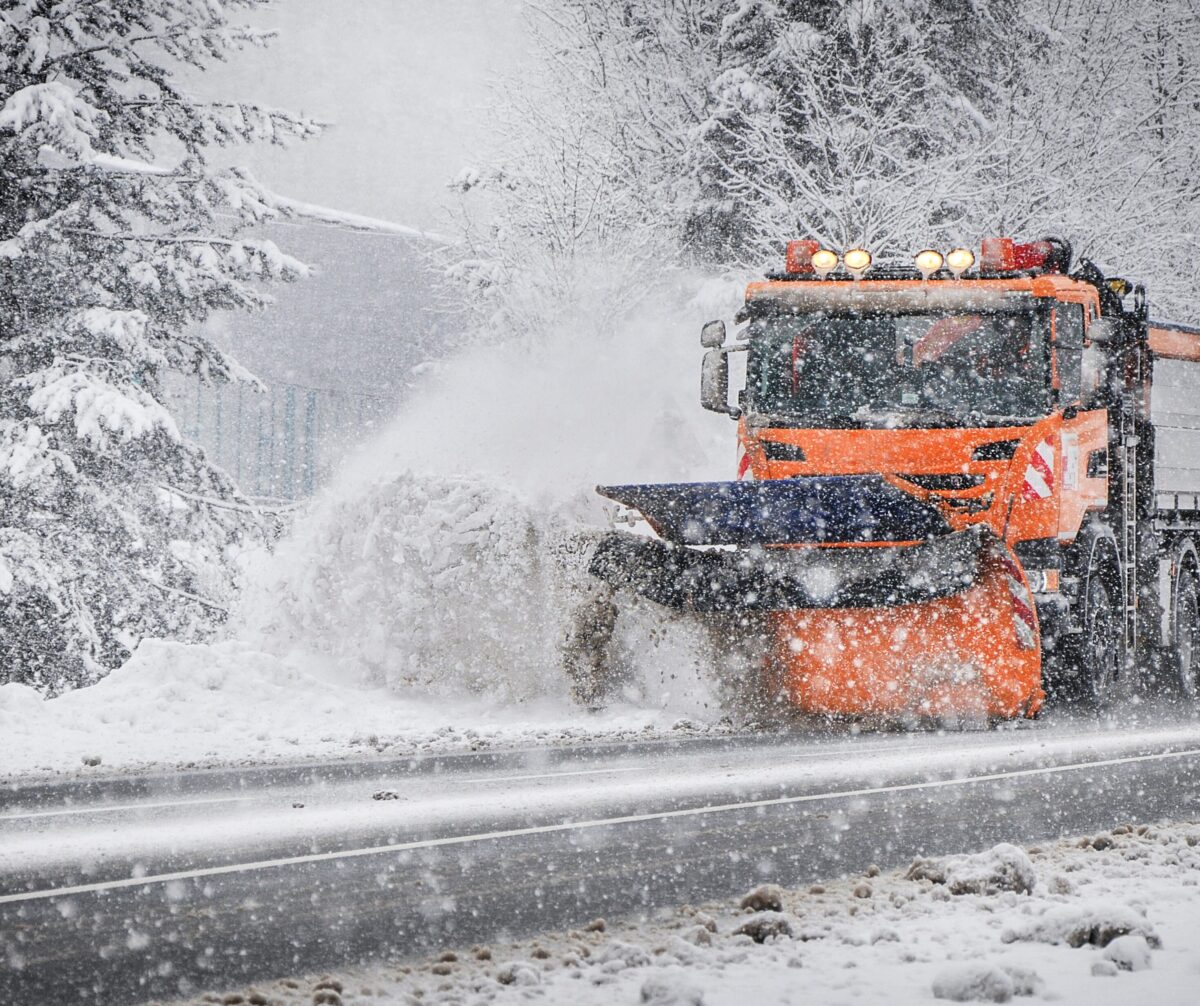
xmin=460 ymin=0 xmax=1200 ymax=321
xmin=459 ymin=2 xmax=1017 ymax=267
xmin=978 ymin=0 xmax=1200 ymax=318
xmin=0 ymin=1 xmax=321 ymax=693
xmin=684 ymin=1 xmax=1028 ymax=261
xmin=446 ymin=1 xmax=718 ymax=338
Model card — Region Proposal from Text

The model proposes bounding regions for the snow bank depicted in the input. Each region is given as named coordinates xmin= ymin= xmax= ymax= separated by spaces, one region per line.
xmin=1102 ymin=934 xmax=1154 ymax=972
xmin=187 ymin=824 xmax=1200 ymax=1006
xmin=0 ymin=639 xmax=462 ymax=772
xmin=0 ymin=636 xmax=718 ymax=776
xmin=1003 ymin=899 xmax=1161 ymax=949
xmin=931 ymin=962 xmax=1023 ymax=1002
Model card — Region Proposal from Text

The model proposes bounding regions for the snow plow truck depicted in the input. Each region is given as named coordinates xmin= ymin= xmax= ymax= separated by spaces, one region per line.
xmin=584 ymin=237 xmax=1200 ymax=720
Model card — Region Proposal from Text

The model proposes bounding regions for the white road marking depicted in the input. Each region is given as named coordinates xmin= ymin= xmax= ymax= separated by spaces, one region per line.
xmin=454 ymin=766 xmax=646 ymax=785
xmin=3 ymin=747 xmax=1197 ymax=906
xmin=0 ymin=796 xmax=254 ymax=823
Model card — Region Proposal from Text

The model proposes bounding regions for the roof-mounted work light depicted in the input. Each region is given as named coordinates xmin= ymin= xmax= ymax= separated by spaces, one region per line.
xmin=811 ymin=248 xmax=839 ymax=278
xmin=843 ymin=247 xmax=872 ymax=279
xmin=946 ymin=247 xmax=975 ymax=277
xmin=914 ymin=249 xmax=944 ymax=280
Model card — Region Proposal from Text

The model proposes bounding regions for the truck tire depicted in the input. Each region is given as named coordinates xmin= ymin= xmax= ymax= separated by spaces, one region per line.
xmin=1057 ymin=527 xmax=1124 ymax=706
xmin=1080 ymin=573 xmax=1121 ymax=706
xmin=1173 ymin=571 xmax=1200 ymax=701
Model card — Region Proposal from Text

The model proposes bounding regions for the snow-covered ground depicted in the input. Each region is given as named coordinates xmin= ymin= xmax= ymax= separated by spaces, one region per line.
xmin=169 ymin=822 xmax=1200 ymax=1006
xmin=0 ymin=636 xmax=726 ymax=779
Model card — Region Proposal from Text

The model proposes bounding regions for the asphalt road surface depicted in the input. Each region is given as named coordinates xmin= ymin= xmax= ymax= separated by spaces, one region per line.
xmin=3 ymin=709 xmax=1199 ymax=1004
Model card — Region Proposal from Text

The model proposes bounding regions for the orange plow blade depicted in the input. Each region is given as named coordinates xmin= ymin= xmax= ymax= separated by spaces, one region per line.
xmin=769 ymin=539 xmax=1043 ymax=719
xmin=588 ymin=480 xmax=1045 ymax=722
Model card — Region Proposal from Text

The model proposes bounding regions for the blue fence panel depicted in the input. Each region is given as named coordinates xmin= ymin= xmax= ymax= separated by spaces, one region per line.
xmin=167 ymin=375 xmax=394 ymax=501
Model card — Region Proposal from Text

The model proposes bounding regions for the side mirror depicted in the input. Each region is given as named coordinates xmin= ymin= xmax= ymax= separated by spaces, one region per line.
xmin=1087 ymin=317 xmax=1117 ymax=345
xmin=700 ymin=320 xmax=726 ymax=349
xmin=701 ymin=348 xmax=739 ymax=417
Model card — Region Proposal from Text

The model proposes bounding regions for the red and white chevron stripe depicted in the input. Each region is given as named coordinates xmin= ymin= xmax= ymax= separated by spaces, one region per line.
xmin=1021 ymin=439 xmax=1055 ymax=501
xmin=993 ymin=546 xmax=1038 ymax=650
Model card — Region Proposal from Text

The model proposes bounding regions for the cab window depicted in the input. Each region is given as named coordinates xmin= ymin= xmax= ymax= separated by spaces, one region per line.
xmin=1056 ymin=304 xmax=1084 ymax=405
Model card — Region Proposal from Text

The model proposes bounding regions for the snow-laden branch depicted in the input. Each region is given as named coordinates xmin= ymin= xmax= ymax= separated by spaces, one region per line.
xmin=262 ymin=194 xmax=455 ymax=245
xmin=73 ymin=152 xmax=455 ymax=243
xmin=137 ymin=573 xmax=228 ymax=613
xmin=89 ymin=152 xmax=172 ymax=175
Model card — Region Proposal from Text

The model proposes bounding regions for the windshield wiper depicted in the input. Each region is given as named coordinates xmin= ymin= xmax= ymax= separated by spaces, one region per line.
xmin=748 ymin=412 xmax=861 ymax=429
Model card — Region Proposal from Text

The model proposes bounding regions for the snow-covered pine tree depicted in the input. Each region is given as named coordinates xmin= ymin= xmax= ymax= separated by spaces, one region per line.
xmin=0 ymin=1 xmax=321 ymax=693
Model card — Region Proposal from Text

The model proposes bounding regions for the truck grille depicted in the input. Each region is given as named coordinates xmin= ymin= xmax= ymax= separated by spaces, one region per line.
xmin=897 ymin=473 xmax=986 ymax=491
xmin=761 ymin=441 xmax=807 ymax=461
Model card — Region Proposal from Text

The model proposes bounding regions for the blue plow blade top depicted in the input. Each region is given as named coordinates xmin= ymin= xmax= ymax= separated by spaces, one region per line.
xmin=596 ymin=476 xmax=951 ymax=546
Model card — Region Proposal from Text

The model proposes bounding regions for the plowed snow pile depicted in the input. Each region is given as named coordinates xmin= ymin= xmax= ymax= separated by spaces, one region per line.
xmin=0 ymin=276 xmax=742 ymax=777
xmin=183 ymin=821 xmax=1200 ymax=1006
xmin=243 ymin=472 xmax=598 ymax=701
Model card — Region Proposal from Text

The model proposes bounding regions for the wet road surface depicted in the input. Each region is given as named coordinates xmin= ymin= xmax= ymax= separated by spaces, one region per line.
xmin=2 ymin=709 xmax=1199 ymax=1003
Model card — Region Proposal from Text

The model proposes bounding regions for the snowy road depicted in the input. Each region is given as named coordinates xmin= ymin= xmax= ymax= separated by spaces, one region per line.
xmin=3 ymin=712 xmax=1200 ymax=1003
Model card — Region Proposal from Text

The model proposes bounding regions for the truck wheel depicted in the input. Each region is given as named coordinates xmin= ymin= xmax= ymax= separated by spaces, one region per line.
xmin=1173 ymin=572 xmax=1200 ymax=700
xmin=1081 ymin=575 xmax=1120 ymax=706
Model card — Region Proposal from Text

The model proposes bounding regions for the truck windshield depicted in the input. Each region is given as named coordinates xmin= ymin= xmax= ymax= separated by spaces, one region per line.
xmin=745 ymin=310 xmax=1051 ymax=428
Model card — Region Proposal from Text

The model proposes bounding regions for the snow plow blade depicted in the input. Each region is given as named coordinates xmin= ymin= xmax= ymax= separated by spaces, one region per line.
xmin=597 ymin=476 xmax=950 ymax=546
xmin=769 ymin=536 xmax=1043 ymax=720
xmin=591 ymin=478 xmax=1043 ymax=720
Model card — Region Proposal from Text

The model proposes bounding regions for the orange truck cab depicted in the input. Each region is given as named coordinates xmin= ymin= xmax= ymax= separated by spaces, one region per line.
xmin=590 ymin=237 xmax=1200 ymax=719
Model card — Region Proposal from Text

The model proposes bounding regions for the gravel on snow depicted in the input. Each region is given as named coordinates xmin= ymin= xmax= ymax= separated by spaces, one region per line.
xmin=164 ymin=820 xmax=1200 ymax=1006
